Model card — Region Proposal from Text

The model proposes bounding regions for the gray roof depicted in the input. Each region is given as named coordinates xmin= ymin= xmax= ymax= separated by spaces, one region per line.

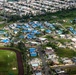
xmin=36 ymin=72 xmax=42 ymax=75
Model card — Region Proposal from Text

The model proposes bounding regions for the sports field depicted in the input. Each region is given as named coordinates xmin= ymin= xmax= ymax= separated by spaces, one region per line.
xmin=0 ymin=50 xmax=18 ymax=75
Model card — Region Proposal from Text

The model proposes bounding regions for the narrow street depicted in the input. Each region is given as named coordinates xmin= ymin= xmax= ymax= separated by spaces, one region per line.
xmin=38 ymin=46 xmax=51 ymax=75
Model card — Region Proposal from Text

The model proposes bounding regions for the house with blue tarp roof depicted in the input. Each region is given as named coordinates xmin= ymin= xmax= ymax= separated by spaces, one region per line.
xmin=73 ymin=30 xmax=76 ymax=35
xmin=32 ymin=24 xmax=38 ymax=28
xmin=29 ymin=48 xmax=37 ymax=57
xmin=16 ymin=25 xmax=21 ymax=28
xmin=56 ymin=30 xmax=63 ymax=34
xmin=22 ymin=30 xmax=28 ymax=33
xmin=25 ymin=24 xmax=30 ymax=28
xmin=22 ymin=25 xmax=30 ymax=29
xmin=27 ymin=34 xmax=36 ymax=39
xmin=69 ymin=27 xmax=76 ymax=34
xmin=28 ymin=22 xmax=34 ymax=25
xmin=49 ymin=24 xmax=55 ymax=29
xmin=1 ymin=39 xmax=9 ymax=43
xmin=22 ymin=29 xmax=31 ymax=33
xmin=27 ymin=34 xmax=33 ymax=39
xmin=32 ymin=30 xmax=38 ymax=33
xmin=22 ymin=26 xmax=26 ymax=29
xmin=36 ymin=32 xmax=41 ymax=34
xmin=70 ymin=20 xmax=73 ymax=23
xmin=19 ymin=35 xmax=24 ymax=39
xmin=33 ymin=36 xmax=36 ymax=39
xmin=0 ymin=30 xmax=6 ymax=34
xmin=45 ymin=29 xmax=52 ymax=33
xmin=31 ymin=30 xmax=40 ymax=35
xmin=31 ymin=52 xmax=37 ymax=56
xmin=40 ymin=26 xmax=44 ymax=29
xmin=69 ymin=27 xmax=74 ymax=31
xmin=45 ymin=22 xmax=55 ymax=29
xmin=4 ymin=33 xmax=9 ymax=37
xmin=29 ymin=48 xmax=36 ymax=52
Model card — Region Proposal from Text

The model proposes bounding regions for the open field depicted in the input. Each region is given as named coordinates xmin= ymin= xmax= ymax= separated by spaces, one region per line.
xmin=56 ymin=48 xmax=76 ymax=58
xmin=0 ymin=50 xmax=18 ymax=75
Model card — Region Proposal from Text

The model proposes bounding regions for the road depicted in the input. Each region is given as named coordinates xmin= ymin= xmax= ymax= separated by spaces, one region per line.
xmin=38 ymin=46 xmax=50 ymax=75
xmin=51 ymin=64 xmax=76 ymax=69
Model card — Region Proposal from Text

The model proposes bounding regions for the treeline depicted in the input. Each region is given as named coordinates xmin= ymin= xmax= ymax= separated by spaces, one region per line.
xmin=31 ymin=8 xmax=76 ymax=21
xmin=1 ymin=8 xmax=76 ymax=22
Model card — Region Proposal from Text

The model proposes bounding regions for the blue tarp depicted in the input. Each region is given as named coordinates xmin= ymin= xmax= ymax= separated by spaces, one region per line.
xmin=27 ymin=34 xmax=36 ymax=39
xmin=29 ymin=48 xmax=36 ymax=52
xmin=19 ymin=35 xmax=24 ymax=38
xmin=29 ymin=48 xmax=37 ymax=56
xmin=1 ymin=39 xmax=9 ymax=43
xmin=16 ymin=25 xmax=21 ymax=28
xmin=0 ymin=30 xmax=5 ymax=34
xmin=57 ymin=30 xmax=63 ymax=34
xmin=30 ymin=52 xmax=37 ymax=56
xmin=46 ymin=29 xmax=51 ymax=33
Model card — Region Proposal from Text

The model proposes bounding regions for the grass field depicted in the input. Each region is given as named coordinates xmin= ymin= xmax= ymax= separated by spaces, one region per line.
xmin=0 ymin=50 xmax=18 ymax=75
xmin=55 ymin=48 xmax=76 ymax=58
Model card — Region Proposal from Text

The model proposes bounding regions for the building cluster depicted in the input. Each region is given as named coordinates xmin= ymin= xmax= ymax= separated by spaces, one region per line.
xmin=0 ymin=0 xmax=76 ymax=15
xmin=0 ymin=19 xmax=76 ymax=75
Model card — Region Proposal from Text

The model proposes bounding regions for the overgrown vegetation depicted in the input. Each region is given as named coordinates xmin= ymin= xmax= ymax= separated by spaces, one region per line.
xmin=45 ymin=42 xmax=76 ymax=58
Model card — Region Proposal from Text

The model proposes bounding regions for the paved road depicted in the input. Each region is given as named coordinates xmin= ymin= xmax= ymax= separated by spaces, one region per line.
xmin=38 ymin=46 xmax=50 ymax=75
xmin=51 ymin=64 xmax=76 ymax=69
xmin=0 ymin=48 xmax=24 ymax=75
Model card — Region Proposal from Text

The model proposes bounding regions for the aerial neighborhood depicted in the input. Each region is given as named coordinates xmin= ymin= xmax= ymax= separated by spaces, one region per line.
xmin=0 ymin=0 xmax=76 ymax=75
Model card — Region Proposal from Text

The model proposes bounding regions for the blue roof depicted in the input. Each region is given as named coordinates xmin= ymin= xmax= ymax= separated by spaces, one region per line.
xmin=1 ymin=39 xmax=9 ymax=43
xmin=19 ymin=35 xmax=24 ymax=38
xmin=73 ymin=30 xmax=76 ymax=34
xmin=57 ymin=30 xmax=63 ymax=34
xmin=22 ymin=25 xmax=30 ymax=29
xmin=32 ymin=24 xmax=38 ymax=28
xmin=22 ymin=29 xmax=31 ymax=33
xmin=32 ymin=30 xmax=38 ymax=33
xmin=29 ymin=48 xmax=36 ymax=52
xmin=30 ymin=52 xmax=37 ymax=56
xmin=22 ymin=30 xmax=28 ymax=33
xmin=70 ymin=20 xmax=73 ymax=23
xmin=27 ymin=34 xmax=36 ymax=39
xmin=29 ymin=22 xmax=34 ymax=25
xmin=69 ymin=27 xmax=76 ymax=34
xmin=5 ymin=34 xmax=9 ymax=37
xmin=40 ymin=26 xmax=44 ymax=29
xmin=16 ymin=25 xmax=21 ymax=28
xmin=14 ymin=30 xmax=18 ymax=32
xmin=46 ymin=29 xmax=51 ymax=33
xmin=36 ymin=32 xmax=40 ymax=34
xmin=0 ymin=30 xmax=5 ymax=34
xmin=69 ymin=27 xmax=74 ymax=31
xmin=29 ymin=48 xmax=37 ymax=56
xmin=27 ymin=34 xmax=33 ymax=39
xmin=31 ymin=30 xmax=40 ymax=35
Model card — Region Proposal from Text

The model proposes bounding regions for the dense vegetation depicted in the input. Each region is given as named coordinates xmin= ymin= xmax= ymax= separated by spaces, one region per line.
xmin=31 ymin=8 xmax=76 ymax=21
xmin=1 ymin=8 xmax=76 ymax=23
xmin=45 ymin=42 xmax=76 ymax=58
